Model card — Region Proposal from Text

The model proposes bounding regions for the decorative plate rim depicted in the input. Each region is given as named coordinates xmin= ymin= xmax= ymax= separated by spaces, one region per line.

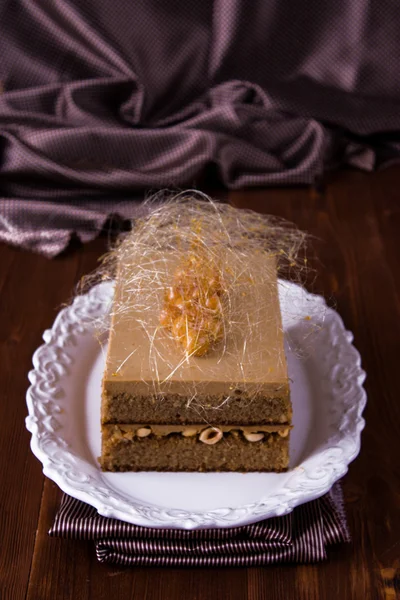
xmin=25 ymin=281 xmax=367 ymax=529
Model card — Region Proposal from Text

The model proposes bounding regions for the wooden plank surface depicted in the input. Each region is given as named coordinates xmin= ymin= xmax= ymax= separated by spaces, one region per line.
xmin=1 ymin=168 xmax=400 ymax=599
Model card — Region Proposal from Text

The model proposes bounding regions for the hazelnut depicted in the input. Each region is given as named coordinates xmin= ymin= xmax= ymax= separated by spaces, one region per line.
xmin=182 ymin=428 xmax=198 ymax=437
xmin=206 ymin=295 xmax=222 ymax=311
xmin=243 ymin=432 xmax=265 ymax=442
xmin=199 ymin=427 xmax=223 ymax=445
xmin=136 ymin=427 xmax=152 ymax=438
xmin=278 ymin=428 xmax=289 ymax=437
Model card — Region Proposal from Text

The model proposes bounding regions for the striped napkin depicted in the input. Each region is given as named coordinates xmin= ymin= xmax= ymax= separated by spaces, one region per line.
xmin=49 ymin=483 xmax=349 ymax=566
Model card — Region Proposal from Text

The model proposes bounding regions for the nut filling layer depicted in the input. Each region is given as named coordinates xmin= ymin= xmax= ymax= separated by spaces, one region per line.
xmin=112 ymin=424 xmax=291 ymax=445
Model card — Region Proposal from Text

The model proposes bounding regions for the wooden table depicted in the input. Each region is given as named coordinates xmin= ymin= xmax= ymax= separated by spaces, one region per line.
xmin=1 ymin=168 xmax=400 ymax=600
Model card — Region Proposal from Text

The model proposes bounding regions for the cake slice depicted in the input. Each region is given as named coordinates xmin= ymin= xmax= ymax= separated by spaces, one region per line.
xmin=100 ymin=250 xmax=291 ymax=472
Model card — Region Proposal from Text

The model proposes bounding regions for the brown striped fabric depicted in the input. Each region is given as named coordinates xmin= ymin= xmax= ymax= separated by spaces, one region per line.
xmin=49 ymin=483 xmax=349 ymax=566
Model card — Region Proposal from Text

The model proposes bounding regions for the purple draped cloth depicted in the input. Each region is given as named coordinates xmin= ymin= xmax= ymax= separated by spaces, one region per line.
xmin=1 ymin=1 xmax=400 ymax=253
xmin=0 ymin=198 xmax=141 ymax=256
xmin=1 ymin=0 xmax=400 ymax=197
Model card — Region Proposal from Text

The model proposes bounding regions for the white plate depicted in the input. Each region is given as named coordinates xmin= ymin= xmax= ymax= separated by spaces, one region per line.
xmin=26 ymin=281 xmax=366 ymax=529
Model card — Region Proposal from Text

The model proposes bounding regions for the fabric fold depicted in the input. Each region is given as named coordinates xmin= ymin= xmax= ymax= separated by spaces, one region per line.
xmin=2 ymin=0 xmax=400 ymax=203
xmin=0 ymin=199 xmax=141 ymax=256
xmin=49 ymin=483 xmax=350 ymax=566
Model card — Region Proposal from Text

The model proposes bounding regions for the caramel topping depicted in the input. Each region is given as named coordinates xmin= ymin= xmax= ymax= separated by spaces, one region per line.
xmin=160 ymin=252 xmax=226 ymax=356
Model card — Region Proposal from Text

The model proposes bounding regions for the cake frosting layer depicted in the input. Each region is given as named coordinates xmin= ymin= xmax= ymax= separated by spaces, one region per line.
xmin=102 ymin=252 xmax=290 ymax=425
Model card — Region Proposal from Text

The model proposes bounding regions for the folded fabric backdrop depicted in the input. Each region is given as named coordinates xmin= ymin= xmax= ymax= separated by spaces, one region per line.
xmin=0 ymin=199 xmax=141 ymax=256
xmin=1 ymin=0 xmax=399 ymax=203
xmin=49 ymin=484 xmax=349 ymax=566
